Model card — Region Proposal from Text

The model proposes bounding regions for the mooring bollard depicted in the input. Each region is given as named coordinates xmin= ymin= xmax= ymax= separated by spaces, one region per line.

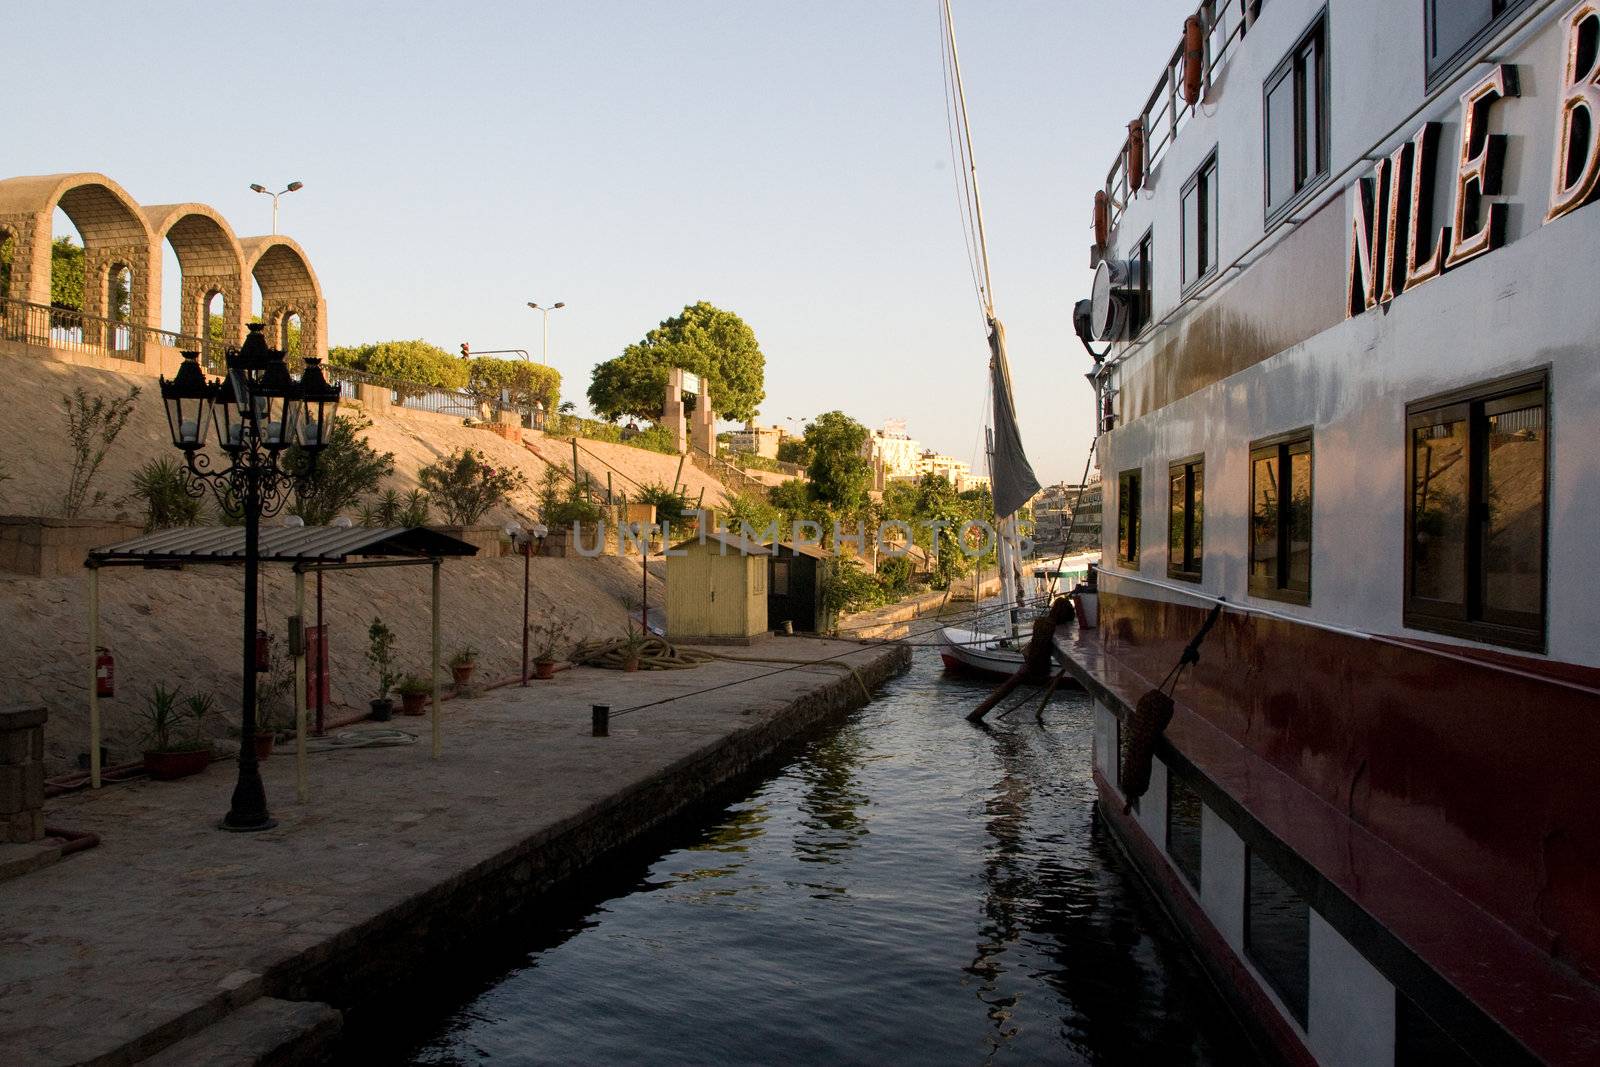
xmin=592 ymin=704 xmax=610 ymax=737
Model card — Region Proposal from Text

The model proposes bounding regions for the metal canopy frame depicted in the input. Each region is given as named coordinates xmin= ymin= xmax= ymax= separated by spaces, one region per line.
xmin=83 ymin=525 xmax=477 ymax=798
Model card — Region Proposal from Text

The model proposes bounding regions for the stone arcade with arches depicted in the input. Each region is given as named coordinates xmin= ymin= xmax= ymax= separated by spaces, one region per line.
xmin=0 ymin=171 xmax=326 ymax=361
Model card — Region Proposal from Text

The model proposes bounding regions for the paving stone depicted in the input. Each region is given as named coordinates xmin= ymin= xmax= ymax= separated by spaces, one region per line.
xmin=0 ymin=641 xmax=907 ymax=1065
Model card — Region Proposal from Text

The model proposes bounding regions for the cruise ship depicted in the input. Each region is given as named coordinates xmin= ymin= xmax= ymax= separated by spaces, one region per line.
xmin=1063 ymin=2 xmax=1600 ymax=1064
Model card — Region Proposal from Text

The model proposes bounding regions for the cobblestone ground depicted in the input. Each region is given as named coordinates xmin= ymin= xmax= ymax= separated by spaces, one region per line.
xmin=0 ymin=640 xmax=904 ymax=1065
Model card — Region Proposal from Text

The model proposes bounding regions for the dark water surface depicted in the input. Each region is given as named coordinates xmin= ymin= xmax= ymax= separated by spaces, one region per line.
xmin=403 ymin=646 xmax=1258 ymax=1065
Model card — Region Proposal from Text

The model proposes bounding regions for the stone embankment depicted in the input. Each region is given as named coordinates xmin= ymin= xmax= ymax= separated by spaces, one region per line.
xmin=0 ymin=637 xmax=909 ymax=1065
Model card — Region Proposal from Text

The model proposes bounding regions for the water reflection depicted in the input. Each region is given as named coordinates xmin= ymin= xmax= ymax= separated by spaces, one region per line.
xmin=793 ymin=725 xmax=871 ymax=866
xmin=400 ymin=648 xmax=1258 ymax=1065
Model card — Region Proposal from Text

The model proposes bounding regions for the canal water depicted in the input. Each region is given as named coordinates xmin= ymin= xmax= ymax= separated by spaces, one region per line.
xmin=401 ymin=644 xmax=1258 ymax=1065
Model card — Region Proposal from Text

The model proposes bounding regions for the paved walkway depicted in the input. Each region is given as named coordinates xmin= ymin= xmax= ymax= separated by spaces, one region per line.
xmin=0 ymin=639 xmax=906 ymax=1065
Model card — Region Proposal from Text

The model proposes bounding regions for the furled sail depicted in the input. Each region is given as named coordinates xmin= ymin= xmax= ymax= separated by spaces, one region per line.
xmin=988 ymin=318 xmax=1040 ymax=518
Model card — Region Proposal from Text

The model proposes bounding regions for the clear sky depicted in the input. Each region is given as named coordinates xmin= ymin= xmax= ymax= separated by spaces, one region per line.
xmin=9 ymin=1 xmax=1193 ymax=483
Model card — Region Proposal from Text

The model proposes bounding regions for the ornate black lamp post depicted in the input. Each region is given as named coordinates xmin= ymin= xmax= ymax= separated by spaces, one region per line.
xmin=160 ymin=323 xmax=340 ymax=830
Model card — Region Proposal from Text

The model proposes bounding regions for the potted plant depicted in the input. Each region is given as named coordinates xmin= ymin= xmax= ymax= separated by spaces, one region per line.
xmin=619 ymin=624 xmax=649 ymax=672
xmin=140 ymin=685 xmax=211 ymax=780
xmin=528 ymin=615 xmax=570 ymax=680
xmin=367 ymin=617 xmax=397 ymax=721
xmin=252 ymin=651 xmax=294 ymax=759
xmin=448 ymin=645 xmax=479 ymax=687
xmin=394 ymin=673 xmax=431 ymax=715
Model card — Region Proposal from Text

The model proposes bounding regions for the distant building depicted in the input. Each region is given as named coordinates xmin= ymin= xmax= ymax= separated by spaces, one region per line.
xmin=1032 ymin=479 xmax=1101 ymax=548
xmin=728 ymin=420 xmax=785 ymax=460
xmin=863 ymin=420 xmax=923 ymax=481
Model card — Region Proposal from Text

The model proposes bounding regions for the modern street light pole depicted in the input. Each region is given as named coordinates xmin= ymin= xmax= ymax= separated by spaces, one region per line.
xmin=158 ymin=324 xmax=339 ymax=830
xmin=249 ymin=181 xmax=304 ymax=235
xmin=525 ymin=301 xmax=566 ymax=363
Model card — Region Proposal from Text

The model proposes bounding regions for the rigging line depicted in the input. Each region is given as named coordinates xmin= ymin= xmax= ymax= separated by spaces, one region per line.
xmin=943 ymin=0 xmax=994 ymax=318
xmin=940 ymin=0 xmax=988 ymax=327
xmin=938 ymin=1 xmax=984 ymax=312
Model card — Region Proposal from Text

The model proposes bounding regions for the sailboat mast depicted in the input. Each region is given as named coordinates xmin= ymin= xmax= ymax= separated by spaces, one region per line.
xmin=944 ymin=0 xmax=994 ymax=315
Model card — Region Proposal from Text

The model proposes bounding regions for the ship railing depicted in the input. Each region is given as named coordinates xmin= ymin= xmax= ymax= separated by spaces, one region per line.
xmin=1103 ymin=0 xmax=1255 ymax=236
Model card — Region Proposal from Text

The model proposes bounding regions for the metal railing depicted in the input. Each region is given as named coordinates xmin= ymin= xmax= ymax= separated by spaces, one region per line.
xmin=1103 ymin=0 xmax=1256 ymax=236
xmin=0 ymin=296 xmax=224 ymax=367
xmin=325 ymin=363 xmax=544 ymax=424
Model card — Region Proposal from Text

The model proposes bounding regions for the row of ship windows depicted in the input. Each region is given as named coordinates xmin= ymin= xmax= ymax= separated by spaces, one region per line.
xmin=1115 ymin=734 xmax=1482 ymax=1064
xmin=1122 ymin=0 xmax=1536 ymax=337
xmin=1112 ymin=368 xmax=1549 ymax=652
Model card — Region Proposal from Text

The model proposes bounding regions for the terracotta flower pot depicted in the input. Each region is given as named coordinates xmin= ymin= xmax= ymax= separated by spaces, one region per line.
xmin=369 ymin=698 xmax=393 ymax=722
xmin=143 ymin=747 xmax=211 ymax=781
xmin=400 ymin=691 xmax=428 ymax=716
xmin=623 ymin=656 xmax=641 ymax=673
xmin=534 ymin=660 xmax=557 ymax=680
xmin=451 ymin=663 xmax=476 ymax=687
xmin=254 ymin=733 xmax=275 ymax=761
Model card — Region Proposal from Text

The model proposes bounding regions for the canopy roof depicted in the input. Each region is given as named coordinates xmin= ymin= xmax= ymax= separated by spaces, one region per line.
xmin=86 ymin=525 xmax=479 ymax=567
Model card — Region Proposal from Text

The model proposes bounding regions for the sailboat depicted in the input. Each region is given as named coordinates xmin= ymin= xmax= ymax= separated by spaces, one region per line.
xmin=933 ymin=0 xmax=1045 ymax=680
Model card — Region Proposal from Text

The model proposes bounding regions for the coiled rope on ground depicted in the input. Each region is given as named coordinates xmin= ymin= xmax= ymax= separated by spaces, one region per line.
xmin=572 ymin=634 xmax=717 ymax=671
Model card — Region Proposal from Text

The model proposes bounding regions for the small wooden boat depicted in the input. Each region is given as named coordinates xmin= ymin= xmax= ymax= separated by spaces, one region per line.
xmin=938 ymin=626 xmax=1026 ymax=679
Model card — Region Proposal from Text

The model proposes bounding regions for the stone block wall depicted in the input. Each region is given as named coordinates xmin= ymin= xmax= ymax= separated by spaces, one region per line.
xmin=0 ymin=516 xmax=144 ymax=577
xmin=0 ymin=705 xmax=46 ymax=842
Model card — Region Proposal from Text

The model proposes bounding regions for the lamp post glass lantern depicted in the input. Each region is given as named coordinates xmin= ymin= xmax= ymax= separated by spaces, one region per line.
xmin=158 ymin=323 xmax=332 ymax=830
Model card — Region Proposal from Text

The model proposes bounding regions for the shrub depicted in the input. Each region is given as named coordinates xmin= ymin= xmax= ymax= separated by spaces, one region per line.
xmin=822 ymin=558 xmax=893 ymax=617
xmin=61 ymin=385 xmax=140 ymax=517
xmin=284 ymin=414 xmax=395 ymax=525
xmin=628 ymin=424 xmax=677 ymax=454
xmin=419 ymin=448 xmax=527 ymax=525
xmin=466 ymin=357 xmax=561 ymax=414
xmin=130 ymin=457 xmax=205 ymax=531
xmin=637 ymin=481 xmax=693 ymax=525
xmin=358 ymin=488 xmax=430 ymax=527
xmin=724 ymin=491 xmax=779 ymax=540
xmin=367 ymin=618 xmax=396 ymax=700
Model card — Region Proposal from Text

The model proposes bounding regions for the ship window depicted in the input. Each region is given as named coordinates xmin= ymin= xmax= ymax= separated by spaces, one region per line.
xmin=1249 ymin=431 xmax=1312 ymax=604
xmin=1166 ymin=771 xmax=1203 ymax=889
xmin=1425 ymin=1 xmax=1535 ymax=90
xmin=770 ymin=558 xmax=789 ymax=596
xmin=1245 ymin=847 xmax=1310 ymax=1026
xmin=1263 ymin=13 xmax=1328 ymax=224
xmin=1182 ymin=152 xmax=1219 ymax=289
xmin=1128 ymin=229 xmax=1153 ymax=337
xmin=1405 ymin=372 xmax=1547 ymax=651
xmin=1168 ymin=456 xmax=1204 ymax=581
xmin=1117 ymin=468 xmax=1142 ymax=568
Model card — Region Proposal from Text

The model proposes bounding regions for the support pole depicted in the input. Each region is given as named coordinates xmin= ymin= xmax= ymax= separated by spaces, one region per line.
xmin=520 ymin=539 xmax=531 ymax=686
xmin=87 ymin=566 xmax=100 ymax=789
xmin=294 ymin=569 xmax=308 ymax=803
xmin=572 ymin=437 xmax=580 ymax=484
xmin=315 ymin=568 xmax=325 ymax=736
xmin=431 ymin=559 xmax=442 ymax=758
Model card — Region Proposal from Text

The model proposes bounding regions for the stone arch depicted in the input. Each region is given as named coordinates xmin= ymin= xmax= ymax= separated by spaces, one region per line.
xmin=142 ymin=202 xmax=247 ymax=346
xmin=0 ymin=173 xmax=157 ymax=329
xmin=241 ymin=235 xmax=325 ymax=360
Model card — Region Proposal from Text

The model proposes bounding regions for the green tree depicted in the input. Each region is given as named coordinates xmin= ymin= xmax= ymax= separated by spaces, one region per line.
xmin=776 ymin=436 xmax=810 ymax=466
xmin=51 ymin=236 xmax=85 ymax=311
xmin=464 ymin=357 xmax=561 ymax=414
xmin=802 ymin=411 xmax=871 ymax=510
xmin=587 ymin=301 xmax=765 ymax=422
xmin=327 ymin=340 xmax=466 ymax=399
xmin=283 ymin=414 xmax=395 ymax=524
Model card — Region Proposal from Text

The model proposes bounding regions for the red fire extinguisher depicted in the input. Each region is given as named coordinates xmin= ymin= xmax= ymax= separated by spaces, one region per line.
xmin=255 ymin=629 xmax=272 ymax=672
xmin=95 ymin=647 xmax=115 ymax=698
